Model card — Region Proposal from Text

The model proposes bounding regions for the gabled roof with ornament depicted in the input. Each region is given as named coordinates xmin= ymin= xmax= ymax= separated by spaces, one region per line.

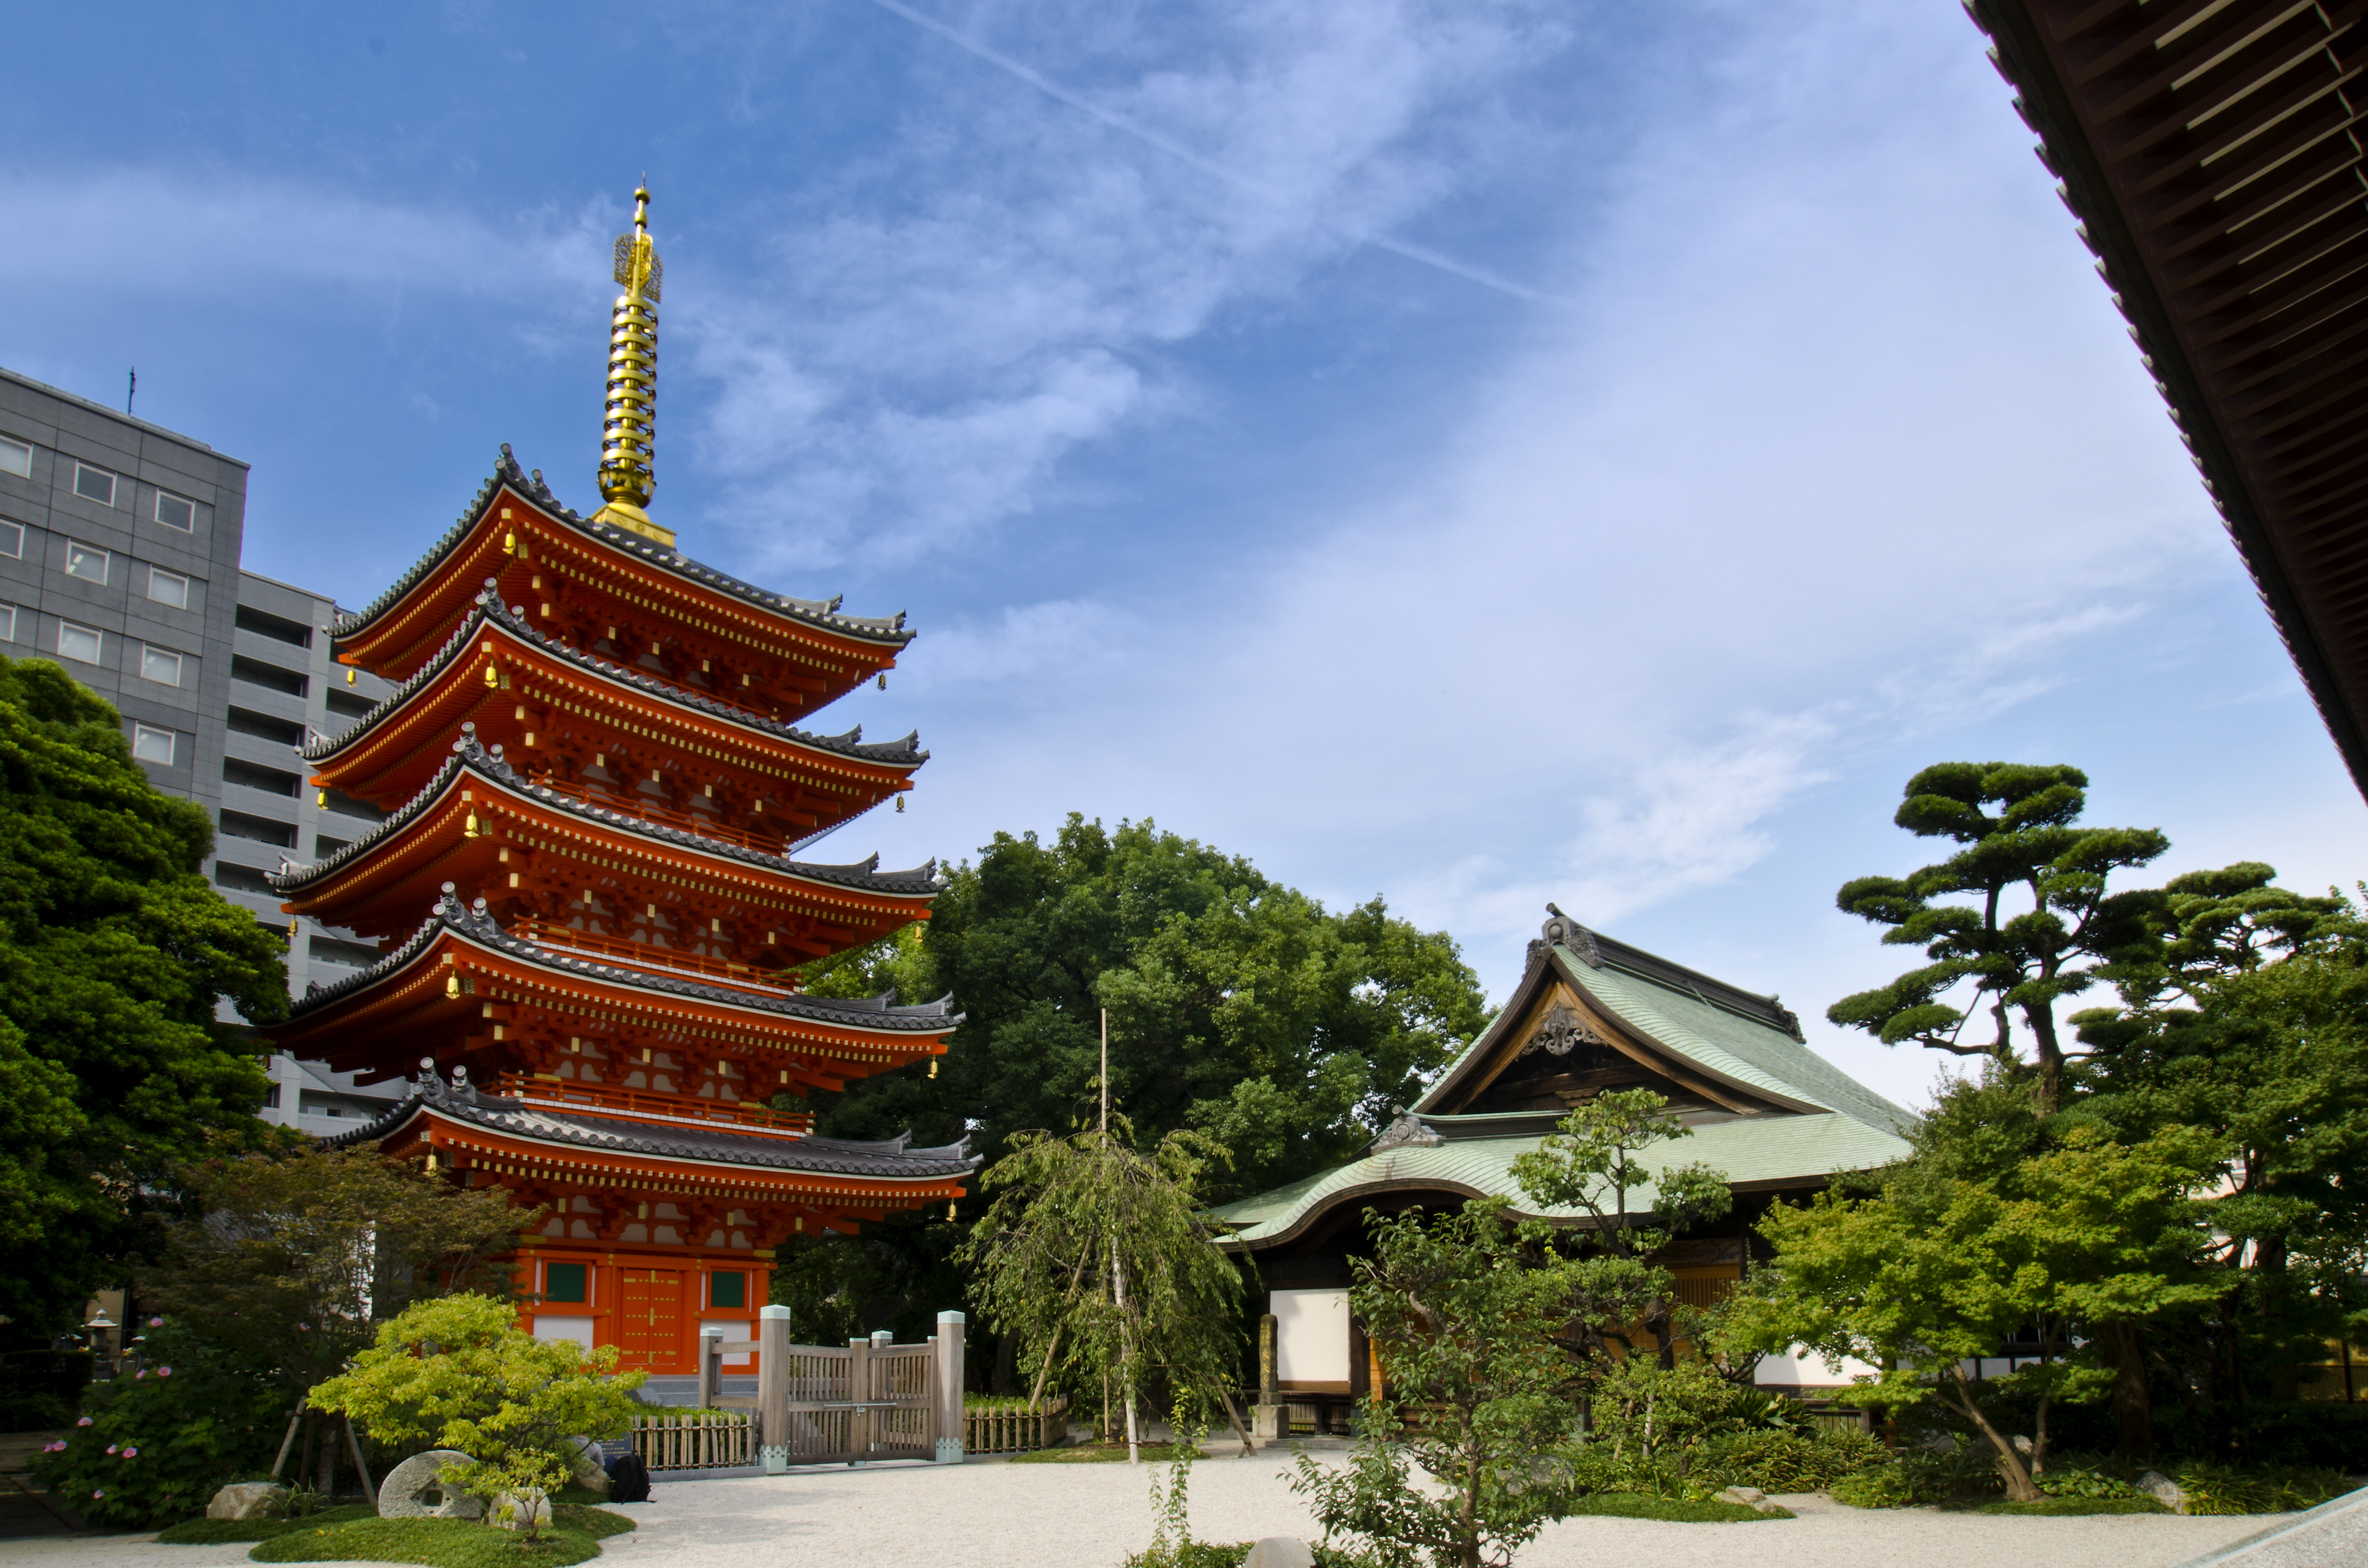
xmin=319 ymin=1068 xmax=978 ymax=1181
xmin=338 ymin=446 xmax=914 ymax=650
xmin=301 ymin=593 xmax=927 ymax=771
xmin=269 ymin=733 xmax=941 ymax=900
xmin=285 ymin=890 xmax=960 ymax=1035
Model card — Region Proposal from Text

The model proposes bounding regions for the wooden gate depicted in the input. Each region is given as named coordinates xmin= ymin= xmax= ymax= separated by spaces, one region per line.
xmin=701 ymin=1308 xmax=967 ymax=1470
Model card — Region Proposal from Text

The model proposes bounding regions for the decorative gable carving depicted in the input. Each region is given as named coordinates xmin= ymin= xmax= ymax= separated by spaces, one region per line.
xmin=1520 ymin=1002 xmax=1608 ymax=1060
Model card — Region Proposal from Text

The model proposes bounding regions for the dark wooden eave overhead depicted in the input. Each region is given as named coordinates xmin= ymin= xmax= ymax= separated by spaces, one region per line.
xmin=1967 ymin=1 xmax=2368 ymax=795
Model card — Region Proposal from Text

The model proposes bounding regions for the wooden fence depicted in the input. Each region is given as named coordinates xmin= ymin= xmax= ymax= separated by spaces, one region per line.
xmin=963 ymin=1396 xmax=1068 ymax=1455
xmin=630 ymin=1411 xmax=756 ymax=1471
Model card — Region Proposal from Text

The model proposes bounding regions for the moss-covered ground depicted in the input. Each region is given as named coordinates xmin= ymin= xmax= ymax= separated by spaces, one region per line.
xmin=152 ymin=1502 xmax=634 ymax=1565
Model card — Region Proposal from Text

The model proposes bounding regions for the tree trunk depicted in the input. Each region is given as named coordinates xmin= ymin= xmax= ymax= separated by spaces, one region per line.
xmin=2099 ymin=1319 xmax=2154 ymax=1458
xmin=1942 ymin=1369 xmax=2041 ymax=1503
xmin=1459 ymin=1444 xmax=1483 ymax=1568
xmin=316 ymin=1417 xmax=339 ymax=1502
xmin=2024 ymin=999 xmax=2064 ymax=1114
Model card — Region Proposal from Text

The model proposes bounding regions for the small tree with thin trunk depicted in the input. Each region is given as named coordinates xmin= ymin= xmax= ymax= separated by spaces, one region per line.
xmin=1507 ymin=1089 xmax=1731 ymax=1371
xmin=959 ymin=1116 xmax=1244 ymax=1459
xmin=1293 ymin=1199 xmax=1578 ymax=1568
xmin=1828 ymin=762 xmax=2166 ymax=1112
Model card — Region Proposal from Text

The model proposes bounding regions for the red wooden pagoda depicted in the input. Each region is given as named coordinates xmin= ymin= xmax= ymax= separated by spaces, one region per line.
xmin=273 ymin=188 xmax=972 ymax=1374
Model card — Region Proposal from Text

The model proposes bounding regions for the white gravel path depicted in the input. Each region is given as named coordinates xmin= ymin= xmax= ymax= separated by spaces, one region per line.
xmin=0 ymin=1456 xmax=2299 ymax=1568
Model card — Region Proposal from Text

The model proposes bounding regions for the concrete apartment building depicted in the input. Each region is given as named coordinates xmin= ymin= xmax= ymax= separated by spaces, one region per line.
xmin=0 ymin=366 xmax=402 ymax=1131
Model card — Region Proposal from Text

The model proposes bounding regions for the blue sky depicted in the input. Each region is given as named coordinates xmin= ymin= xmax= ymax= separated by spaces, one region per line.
xmin=6 ymin=1 xmax=2362 ymax=1110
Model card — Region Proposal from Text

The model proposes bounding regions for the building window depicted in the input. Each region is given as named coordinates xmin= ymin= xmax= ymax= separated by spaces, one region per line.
xmin=0 ymin=520 xmax=21 ymax=558
xmin=0 ymin=435 xmax=29 ymax=478
xmin=131 ymin=724 xmax=175 ymax=765
xmin=64 ymin=542 xmax=109 ymax=583
xmin=545 ymin=1262 xmax=590 ymax=1304
xmin=146 ymin=567 xmax=190 ymax=609
xmin=73 ymin=464 xmax=116 ymax=506
xmin=57 ymin=622 xmax=101 ymax=663
xmin=263 ymin=1083 xmax=281 ymax=1109
xmin=140 ymin=645 xmax=184 ymax=687
xmin=709 ymin=1272 xmax=746 ymax=1309
xmin=0 ymin=606 xmax=14 ymax=642
xmin=154 ymin=492 xmax=195 ymax=531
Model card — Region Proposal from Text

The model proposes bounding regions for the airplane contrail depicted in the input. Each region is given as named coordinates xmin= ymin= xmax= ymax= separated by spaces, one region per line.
xmin=856 ymin=0 xmax=1567 ymax=308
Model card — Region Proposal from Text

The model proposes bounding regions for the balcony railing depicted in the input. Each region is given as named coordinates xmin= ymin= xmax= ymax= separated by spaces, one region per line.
xmin=512 ymin=917 xmax=799 ymax=996
xmin=488 ymin=1072 xmax=812 ymax=1139
xmin=527 ymin=776 xmax=789 ymax=857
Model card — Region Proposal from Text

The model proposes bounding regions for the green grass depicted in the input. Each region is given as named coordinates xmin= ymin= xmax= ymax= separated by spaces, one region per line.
xmin=240 ymin=1505 xmax=633 ymax=1567
xmin=1977 ymin=1497 xmax=2171 ymax=1517
xmin=1007 ymin=1442 xmax=1195 ymax=1464
xmin=1561 ymin=1493 xmax=1793 ymax=1522
xmin=155 ymin=1506 xmax=379 ymax=1545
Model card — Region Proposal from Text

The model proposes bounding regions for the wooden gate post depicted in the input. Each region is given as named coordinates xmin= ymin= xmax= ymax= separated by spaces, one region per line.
xmin=756 ymin=1305 xmax=791 ymax=1474
xmin=934 ymin=1310 xmax=965 ymax=1463
xmin=847 ymin=1336 xmax=872 ymax=1466
xmin=695 ymin=1323 xmax=724 ymax=1412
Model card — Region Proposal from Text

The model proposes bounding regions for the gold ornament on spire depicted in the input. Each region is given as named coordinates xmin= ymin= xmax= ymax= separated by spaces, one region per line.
xmin=594 ymin=184 xmax=674 ymax=547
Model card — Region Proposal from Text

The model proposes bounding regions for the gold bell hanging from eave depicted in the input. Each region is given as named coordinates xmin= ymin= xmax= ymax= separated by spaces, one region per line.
xmin=593 ymin=183 xmax=676 ymax=550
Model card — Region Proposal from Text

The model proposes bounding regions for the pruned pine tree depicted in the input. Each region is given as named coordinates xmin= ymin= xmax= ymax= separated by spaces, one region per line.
xmin=959 ymin=1115 xmax=1244 ymax=1461
xmin=1827 ymin=762 xmax=2169 ymax=1110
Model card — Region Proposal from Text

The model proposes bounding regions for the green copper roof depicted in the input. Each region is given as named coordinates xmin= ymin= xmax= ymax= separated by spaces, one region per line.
xmin=1212 ymin=1112 xmax=1912 ymax=1248
xmin=1212 ymin=919 xmax=1921 ymax=1251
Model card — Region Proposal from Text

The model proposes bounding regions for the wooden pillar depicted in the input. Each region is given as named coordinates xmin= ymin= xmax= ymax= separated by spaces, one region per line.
xmin=934 ymin=1310 xmax=965 ymax=1463
xmin=695 ymin=1323 xmax=723 ymax=1411
xmin=756 ymin=1305 xmax=791 ymax=1474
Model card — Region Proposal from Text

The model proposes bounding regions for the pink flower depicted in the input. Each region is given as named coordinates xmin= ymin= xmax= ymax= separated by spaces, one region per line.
xmin=157 ymin=1367 xmax=172 ymax=1377
xmin=92 ymin=1490 xmax=104 ymax=1500
xmin=122 ymin=1447 xmax=138 ymax=1458
xmin=105 ymin=1445 xmax=117 ymax=1455
xmin=44 ymin=1441 xmax=64 ymax=1452
xmin=76 ymin=1417 xmax=93 ymax=1427
xmin=148 ymin=1317 xmax=162 ymax=1328
xmin=133 ymin=1369 xmax=145 ymax=1379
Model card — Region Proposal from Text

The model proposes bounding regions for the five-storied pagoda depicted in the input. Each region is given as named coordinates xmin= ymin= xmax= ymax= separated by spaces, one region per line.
xmin=272 ymin=188 xmax=975 ymax=1374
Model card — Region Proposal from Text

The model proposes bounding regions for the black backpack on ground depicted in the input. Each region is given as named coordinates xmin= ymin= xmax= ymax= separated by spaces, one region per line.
xmin=605 ymin=1451 xmax=651 ymax=1503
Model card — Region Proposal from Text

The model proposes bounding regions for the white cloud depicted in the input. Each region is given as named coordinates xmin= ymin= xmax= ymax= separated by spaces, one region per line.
xmin=679 ymin=0 xmax=1567 ymax=573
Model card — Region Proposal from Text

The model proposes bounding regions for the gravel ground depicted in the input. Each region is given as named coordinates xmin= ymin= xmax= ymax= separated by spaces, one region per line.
xmin=0 ymin=1456 xmax=2317 ymax=1568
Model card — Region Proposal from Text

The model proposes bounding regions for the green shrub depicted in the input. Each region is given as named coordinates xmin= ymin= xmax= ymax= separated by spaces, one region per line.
xmin=2036 ymin=1462 xmax=2142 ymax=1500
xmin=1560 ymin=1493 xmax=1793 ymax=1522
xmin=1830 ymin=1467 xmax=1916 ymax=1509
xmin=154 ymin=1504 xmax=376 ymax=1544
xmin=2173 ymin=1461 xmax=2350 ymax=1516
xmin=1979 ymin=1497 xmax=2168 ymax=1517
xmin=1701 ymin=1429 xmax=1886 ymax=1492
xmin=27 ymin=1322 xmax=286 ymax=1530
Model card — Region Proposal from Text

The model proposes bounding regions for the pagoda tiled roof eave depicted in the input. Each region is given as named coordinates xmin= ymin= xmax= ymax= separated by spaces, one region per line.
xmin=299 ymin=594 xmax=930 ymax=772
xmin=269 ymin=736 xmax=943 ymax=900
xmin=318 ymin=1080 xmax=979 ymax=1181
xmin=334 ymin=446 xmax=914 ymax=650
xmin=282 ymin=895 xmax=964 ymax=1036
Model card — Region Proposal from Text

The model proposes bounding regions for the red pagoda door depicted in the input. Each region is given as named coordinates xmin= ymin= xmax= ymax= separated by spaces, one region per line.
xmin=618 ymin=1268 xmax=686 ymax=1371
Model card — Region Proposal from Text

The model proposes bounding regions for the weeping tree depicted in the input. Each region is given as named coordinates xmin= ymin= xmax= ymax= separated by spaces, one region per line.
xmin=959 ymin=1113 xmax=1245 ymax=1461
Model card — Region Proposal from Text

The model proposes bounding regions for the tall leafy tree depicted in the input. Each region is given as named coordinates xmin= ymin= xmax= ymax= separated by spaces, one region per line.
xmin=774 ymin=815 xmax=1488 ymax=1351
xmin=2074 ymin=873 xmax=2368 ymax=1422
xmin=1828 ymin=762 xmax=2167 ymax=1110
xmin=0 ymin=658 xmax=288 ymax=1332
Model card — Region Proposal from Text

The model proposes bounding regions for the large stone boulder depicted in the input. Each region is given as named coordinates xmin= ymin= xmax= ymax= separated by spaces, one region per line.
xmin=567 ymin=1437 xmax=612 ymax=1496
xmin=377 ymin=1450 xmax=484 ymax=1520
xmin=1243 ymin=1540 xmax=1315 ymax=1568
xmin=206 ymin=1482 xmax=288 ymax=1521
xmin=2138 ymin=1470 xmax=2188 ymax=1514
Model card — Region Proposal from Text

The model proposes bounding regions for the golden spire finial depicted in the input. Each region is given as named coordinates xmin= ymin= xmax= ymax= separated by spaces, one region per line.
xmin=594 ymin=182 xmax=673 ymax=547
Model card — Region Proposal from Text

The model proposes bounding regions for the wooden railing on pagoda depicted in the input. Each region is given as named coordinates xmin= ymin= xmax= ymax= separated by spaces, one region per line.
xmin=526 ymin=776 xmax=790 ymax=857
xmin=488 ymin=1073 xmax=813 ymax=1138
xmin=512 ymin=917 xmax=800 ymax=995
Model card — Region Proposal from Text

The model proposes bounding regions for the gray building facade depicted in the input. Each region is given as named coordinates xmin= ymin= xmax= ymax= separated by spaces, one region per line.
xmin=0 ymin=367 xmax=403 ymax=1131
